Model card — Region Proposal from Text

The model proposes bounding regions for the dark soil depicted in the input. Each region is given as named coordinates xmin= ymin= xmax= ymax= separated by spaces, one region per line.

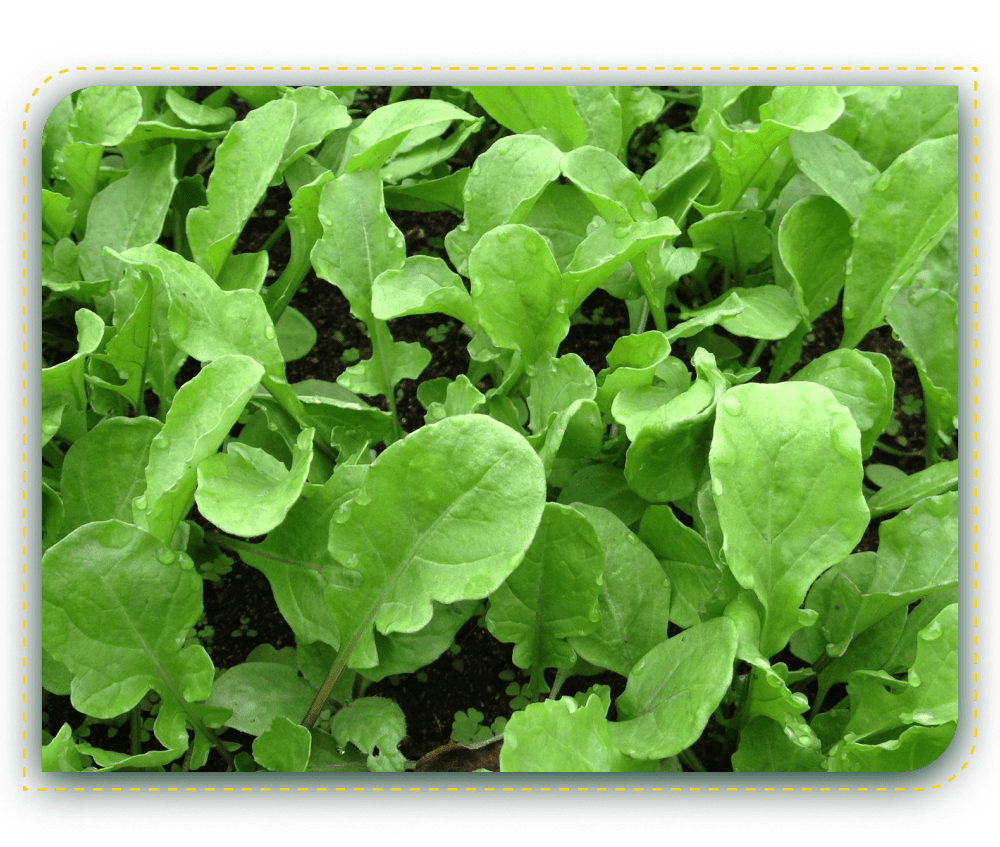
xmin=42 ymin=86 xmax=938 ymax=773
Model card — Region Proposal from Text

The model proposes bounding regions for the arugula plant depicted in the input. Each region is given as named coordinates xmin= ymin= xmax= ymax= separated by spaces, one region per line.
xmin=40 ymin=84 xmax=960 ymax=774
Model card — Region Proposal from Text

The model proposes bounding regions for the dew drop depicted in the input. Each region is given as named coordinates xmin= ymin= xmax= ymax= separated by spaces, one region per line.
xmin=496 ymin=231 xmax=509 ymax=244
xmin=712 ymin=478 xmax=724 ymax=496
xmin=630 ymin=87 xmax=646 ymax=101
xmin=42 ymin=422 xmax=58 ymax=435
xmin=267 ymin=420 xmax=278 ymax=432
xmin=849 ymin=221 xmax=860 ymax=238
xmin=463 ymin=190 xmax=473 ymax=202
xmin=333 ymin=504 xmax=351 ymax=524
xmin=843 ymin=257 xmax=853 ymax=276
xmin=908 ymin=669 xmax=921 ymax=687
xmin=627 ymin=534 xmax=640 ymax=545
xmin=911 ymin=710 xmax=935 ymax=724
xmin=596 ymin=574 xmax=604 ymax=586
xmin=497 ymin=145 xmax=510 ymax=156
xmin=179 ymin=554 xmax=195 ymax=571
xmin=155 ymin=547 xmax=177 ymax=565
xmin=589 ymin=608 xmax=601 ymax=623
xmin=554 ymin=301 xmax=567 ymax=314
xmin=523 ymin=238 xmax=539 ymax=255
xmin=842 ymin=305 xmax=854 ymax=319
xmin=890 ymin=89 xmax=903 ymax=101
xmin=830 ymin=422 xmax=857 ymax=460
xmin=920 ymin=620 xmax=943 ymax=641
xmin=264 ymin=326 xmax=277 ymax=340
xmin=640 ymin=201 xmax=657 ymax=219
xmin=133 ymin=496 xmax=148 ymax=511
xmin=354 ymin=488 xmax=372 ymax=506
xmin=614 ymin=223 xmax=630 ymax=239
xmin=907 ymin=286 xmax=934 ymax=306
xmin=721 ymin=394 xmax=742 ymax=416
xmin=154 ymin=437 xmax=169 ymax=450
xmin=632 ymin=661 xmax=646 ymax=677
xmin=797 ymin=734 xmax=814 ymax=747
xmin=449 ymin=416 xmax=466 ymax=427
xmin=873 ymin=173 xmax=892 ymax=192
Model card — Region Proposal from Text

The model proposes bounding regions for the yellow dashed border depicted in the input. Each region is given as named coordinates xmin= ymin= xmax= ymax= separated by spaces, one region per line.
xmin=23 ymin=65 xmax=977 ymax=793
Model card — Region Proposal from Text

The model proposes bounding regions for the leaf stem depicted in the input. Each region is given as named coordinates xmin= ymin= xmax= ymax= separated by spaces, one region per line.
xmin=746 ymin=339 xmax=767 ymax=369
xmin=548 ymin=666 xmax=570 ymax=701
xmin=678 ymin=746 xmax=706 ymax=772
xmin=873 ymin=438 xmax=923 ymax=458
xmin=261 ymin=220 xmax=289 ymax=253
xmin=130 ymin=705 xmax=142 ymax=757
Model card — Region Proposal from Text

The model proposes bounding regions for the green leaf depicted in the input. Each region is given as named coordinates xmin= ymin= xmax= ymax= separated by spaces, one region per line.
xmin=610 ymin=617 xmax=738 ymax=759
xmin=43 ymin=520 xmax=213 ymax=719
xmin=78 ymin=144 xmax=177 ymax=283
xmin=279 ymin=86 xmax=352 ymax=174
xmin=207 ymin=662 xmax=316 ymax=736
xmin=566 ymin=504 xmax=672 ymax=677
xmin=501 ymin=691 xmax=655 ymax=772
xmin=688 ymin=210 xmax=771 ymax=280
xmin=561 ymin=145 xmax=656 ymax=224
xmin=468 ymin=87 xmax=588 ymax=150
xmin=486 ymin=502 xmax=603 ymax=677
xmin=59 ymin=416 xmax=161 ymax=538
xmin=469 ymin=224 xmax=568 ymax=364
xmin=714 ymin=286 xmax=801 ymax=340
xmin=329 ymin=697 xmax=407 ymax=772
xmin=253 ymin=716 xmax=312 ymax=772
xmin=710 ymin=382 xmax=869 ymax=656
xmin=830 ymin=86 xmax=958 ymax=172
xmin=640 ymin=505 xmax=727 ymax=629
xmin=555 ymin=464 xmax=649 ymax=528
xmin=187 ymin=98 xmax=296 ymax=278
xmin=562 ymin=217 xmax=680 ymax=314
xmin=371 ymin=254 xmax=475 ymax=328
xmin=828 ymin=722 xmax=955 ymax=772
xmin=133 ymin=355 xmax=265 ymax=543
xmin=341 ymin=99 xmax=481 ymax=177
xmin=867 ymin=460 xmax=959 ymax=518
xmin=274 ymin=306 xmax=317 ymax=362
xmin=698 ymin=86 xmax=844 ymax=214
xmin=777 ymin=194 xmax=853 ymax=329
xmin=165 ymin=87 xmax=236 ymax=127
xmin=732 ymin=716 xmax=826 ymax=772
xmin=311 ymin=170 xmax=406 ymax=325
xmin=841 ymin=135 xmax=958 ymax=349
xmin=326 ymin=415 xmax=545 ymax=670
xmin=69 ymin=86 xmax=143 ymax=146
xmin=791 ymin=348 xmax=894 ymax=459
xmin=444 ymin=134 xmax=563 ymax=275
xmin=787 ymin=131 xmax=880 ymax=221
xmin=241 ymin=467 xmax=369 ymax=651
xmin=196 ymin=427 xmax=314 ymax=537
xmin=640 ymin=131 xmax=712 ymax=200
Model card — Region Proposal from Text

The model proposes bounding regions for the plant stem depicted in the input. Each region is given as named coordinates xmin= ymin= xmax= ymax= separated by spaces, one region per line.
xmin=746 ymin=339 xmax=767 ymax=369
xmin=873 ymin=438 xmax=923 ymax=458
xmin=635 ymin=299 xmax=650 ymax=335
xmin=130 ymin=706 xmax=142 ymax=757
xmin=679 ymin=747 xmax=707 ymax=772
xmin=261 ymin=220 xmax=289 ymax=253
xmin=548 ymin=667 xmax=570 ymax=701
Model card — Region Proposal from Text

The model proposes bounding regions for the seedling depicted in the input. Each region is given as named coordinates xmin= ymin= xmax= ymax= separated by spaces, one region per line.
xmin=39 ymin=84 xmax=959 ymax=774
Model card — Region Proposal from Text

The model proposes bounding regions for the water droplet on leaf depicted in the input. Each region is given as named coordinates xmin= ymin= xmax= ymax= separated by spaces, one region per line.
xmin=843 ymin=305 xmax=854 ymax=319
xmin=155 ymin=547 xmax=177 ymax=565
xmin=830 ymin=422 xmax=857 ymax=460
xmin=890 ymin=89 xmax=903 ymax=101
xmin=267 ymin=420 xmax=278 ymax=432
xmin=721 ymin=395 xmax=742 ymax=416
xmin=496 ymin=231 xmax=509 ymax=244
xmin=133 ymin=496 xmax=148 ymax=511
xmin=614 ymin=223 xmax=630 ymax=239
xmin=154 ymin=437 xmax=169 ymax=450
xmin=264 ymin=326 xmax=277 ymax=340
xmin=873 ymin=173 xmax=892 ymax=192
xmin=712 ymin=478 xmax=724 ymax=496
xmin=920 ymin=620 xmax=943 ymax=641
xmin=908 ymin=669 xmax=921 ymax=687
